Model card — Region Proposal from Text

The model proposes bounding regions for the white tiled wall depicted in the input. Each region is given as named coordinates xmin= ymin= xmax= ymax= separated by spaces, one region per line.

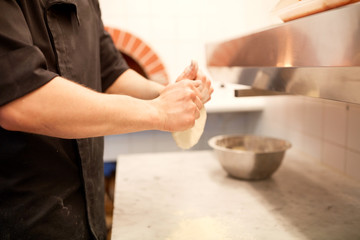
xmin=251 ymin=96 xmax=360 ymax=182
xmin=99 ymin=0 xmax=360 ymax=182
xmin=98 ymin=0 xmax=281 ymax=81
xmin=104 ymin=111 xmax=260 ymax=158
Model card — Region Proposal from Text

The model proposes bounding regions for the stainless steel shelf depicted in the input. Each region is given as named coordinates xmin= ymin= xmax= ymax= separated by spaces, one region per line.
xmin=206 ymin=2 xmax=360 ymax=104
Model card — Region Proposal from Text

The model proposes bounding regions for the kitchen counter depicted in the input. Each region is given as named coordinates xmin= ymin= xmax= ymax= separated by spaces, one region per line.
xmin=111 ymin=150 xmax=360 ymax=240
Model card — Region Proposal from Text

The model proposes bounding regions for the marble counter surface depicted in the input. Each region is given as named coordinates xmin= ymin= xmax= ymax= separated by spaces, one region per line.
xmin=111 ymin=150 xmax=360 ymax=240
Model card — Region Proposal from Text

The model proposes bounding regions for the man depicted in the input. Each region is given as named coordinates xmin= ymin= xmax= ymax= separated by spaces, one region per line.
xmin=0 ymin=0 xmax=213 ymax=239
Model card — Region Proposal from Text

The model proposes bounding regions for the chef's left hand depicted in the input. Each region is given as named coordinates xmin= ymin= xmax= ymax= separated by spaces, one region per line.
xmin=176 ymin=60 xmax=213 ymax=104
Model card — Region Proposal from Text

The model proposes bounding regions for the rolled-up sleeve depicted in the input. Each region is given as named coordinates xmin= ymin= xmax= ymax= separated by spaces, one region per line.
xmin=0 ymin=0 xmax=58 ymax=106
xmin=93 ymin=0 xmax=129 ymax=91
xmin=99 ymin=27 xmax=129 ymax=91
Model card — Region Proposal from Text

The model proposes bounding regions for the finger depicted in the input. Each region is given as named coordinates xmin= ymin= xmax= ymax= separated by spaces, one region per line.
xmin=194 ymin=72 xmax=205 ymax=92
xmin=194 ymin=75 xmax=212 ymax=103
xmin=205 ymin=85 xmax=214 ymax=103
xmin=201 ymin=88 xmax=209 ymax=103
xmin=193 ymin=82 xmax=203 ymax=101
xmin=194 ymin=105 xmax=201 ymax=119
xmin=200 ymin=82 xmax=214 ymax=103
xmin=196 ymin=69 xmax=211 ymax=92
xmin=196 ymin=68 xmax=207 ymax=84
xmin=190 ymin=99 xmax=201 ymax=121
xmin=194 ymin=95 xmax=203 ymax=112
xmin=185 ymin=60 xmax=198 ymax=80
xmin=192 ymin=80 xmax=202 ymax=89
xmin=176 ymin=60 xmax=199 ymax=82
xmin=209 ymin=85 xmax=214 ymax=94
xmin=182 ymin=80 xmax=202 ymax=104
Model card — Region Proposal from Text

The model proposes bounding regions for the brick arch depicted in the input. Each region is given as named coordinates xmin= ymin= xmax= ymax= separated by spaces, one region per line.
xmin=105 ymin=26 xmax=169 ymax=85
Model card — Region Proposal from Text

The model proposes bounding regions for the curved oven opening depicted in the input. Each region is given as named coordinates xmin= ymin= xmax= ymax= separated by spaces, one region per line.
xmin=105 ymin=26 xmax=169 ymax=85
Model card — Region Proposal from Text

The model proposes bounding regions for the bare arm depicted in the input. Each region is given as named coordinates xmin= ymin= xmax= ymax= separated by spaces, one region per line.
xmin=105 ymin=69 xmax=165 ymax=99
xmin=0 ymin=76 xmax=202 ymax=139
xmin=106 ymin=62 xmax=213 ymax=103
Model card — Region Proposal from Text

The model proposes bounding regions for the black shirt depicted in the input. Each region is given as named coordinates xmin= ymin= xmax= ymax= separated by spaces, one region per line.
xmin=0 ymin=0 xmax=129 ymax=239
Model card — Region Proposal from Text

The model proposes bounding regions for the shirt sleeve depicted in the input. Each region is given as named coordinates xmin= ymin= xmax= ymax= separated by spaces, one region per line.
xmin=0 ymin=0 xmax=58 ymax=106
xmin=99 ymin=26 xmax=130 ymax=91
xmin=93 ymin=1 xmax=130 ymax=92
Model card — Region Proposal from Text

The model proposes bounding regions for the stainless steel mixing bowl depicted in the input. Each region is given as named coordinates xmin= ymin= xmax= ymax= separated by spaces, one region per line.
xmin=208 ymin=135 xmax=291 ymax=180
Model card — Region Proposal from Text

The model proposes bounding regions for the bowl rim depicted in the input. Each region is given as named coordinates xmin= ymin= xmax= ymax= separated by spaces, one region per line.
xmin=208 ymin=134 xmax=292 ymax=154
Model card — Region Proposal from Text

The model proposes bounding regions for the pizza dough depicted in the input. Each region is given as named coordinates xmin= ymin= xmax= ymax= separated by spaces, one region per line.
xmin=172 ymin=107 xmax=207 ymax=150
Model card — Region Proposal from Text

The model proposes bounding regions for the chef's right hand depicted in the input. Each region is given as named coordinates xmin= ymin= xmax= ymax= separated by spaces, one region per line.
xmin=151 ymin=79 xmax=203 ymax=132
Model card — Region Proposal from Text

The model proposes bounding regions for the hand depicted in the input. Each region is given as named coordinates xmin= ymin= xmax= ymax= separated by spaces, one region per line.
xmin=176 ymin=60 xmax=199 ymax=82
xmin=176 ymin=60 xmax=213 ymax=104
xmin=151 ymin=80 xmax=203 ymax=132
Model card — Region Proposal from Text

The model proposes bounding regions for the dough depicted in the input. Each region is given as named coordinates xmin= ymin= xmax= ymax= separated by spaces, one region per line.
xmin=172 ymin=107 xmax=207 ymax=150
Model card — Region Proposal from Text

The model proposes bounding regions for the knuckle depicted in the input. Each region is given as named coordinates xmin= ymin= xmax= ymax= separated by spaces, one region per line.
xmin=186 ymin=90 xmax=196 ymax=100
xmin=187 ymin=103 xmax=196 ymax=112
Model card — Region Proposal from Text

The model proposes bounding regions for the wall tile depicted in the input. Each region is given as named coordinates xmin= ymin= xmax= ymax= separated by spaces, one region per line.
xmin=303 ymin=98 xmax=323 ymax=138
xmin=98 ymin=0 xmax=128 ymax=24
xmin=323 ymin=101 xmax=347 ymax=146
xmin=99 ymin=0 xmax=280 ymax=83
xmin=286 ymin=130 xmax=304 ymax=152
xmin=125 ymin=0 xmax=151 ymax=17
xmin=257 ymin=96 xmax=303 ymax=149
xmin=222 ymin=112 xmax=246 ymax=135
xmin=174 ymin=0 xmax=205 ymax=18
xmin=322 ymin=141 xmax=346 ymax=173
xmin=175 ymin=42 xmax=205 ymax=67
xmin=200 ymin=113 xmax=228 ymax=147
xmin=260 ymin=96 xmax=287 ymax=125
xmin=285 ymin=96 xmax=304 ymax=132
xmin=199 ymin=15 xmax=231 ymax=42
xmin=254 ymin=120 xmax=291 ymax=146
xmin=128 ymin=131 xmax=156 ymax=153
xmin=125 ymin=16 xmax=152 ymax=42
xmin=149 ymin=0 xmax=178 ymax=17
xmin=302 ymin=134 xmax=322 ymax=161
xmin=104 ymin=134 xmax=130 ymax=161
xmin=244 ymin=112 xmax=263 ymax=134
xmin=154 ymin=131 xmax=180 ymax=152
xmin=175 ymin=17 xmax=201 ymax=42
xmin=347 ymin=104 xmax=360 ymax=152
xmin=149 ymin=17 xmax=177 ymax=42
xmin=346 ymin=150 xmax=360 ymax=182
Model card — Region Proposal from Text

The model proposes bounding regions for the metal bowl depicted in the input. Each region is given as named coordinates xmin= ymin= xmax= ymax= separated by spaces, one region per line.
xmin=208 ymin=135 xmax=291 ymax=180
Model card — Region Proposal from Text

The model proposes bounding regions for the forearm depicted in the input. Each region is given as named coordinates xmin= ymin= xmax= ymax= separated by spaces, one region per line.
xmin=105 ymin=69 xmax=165 ymax=99
xmin=0 ymin=77 xmax=162 ymax=139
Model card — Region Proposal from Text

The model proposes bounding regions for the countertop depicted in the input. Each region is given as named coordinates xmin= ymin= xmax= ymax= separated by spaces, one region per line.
xmin=111 ymin=149 xmax=360 ymax=240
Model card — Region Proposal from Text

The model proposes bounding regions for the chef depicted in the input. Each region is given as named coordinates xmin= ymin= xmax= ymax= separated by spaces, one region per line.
xmin=0 ymin=0 xmax=213 ymax=239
